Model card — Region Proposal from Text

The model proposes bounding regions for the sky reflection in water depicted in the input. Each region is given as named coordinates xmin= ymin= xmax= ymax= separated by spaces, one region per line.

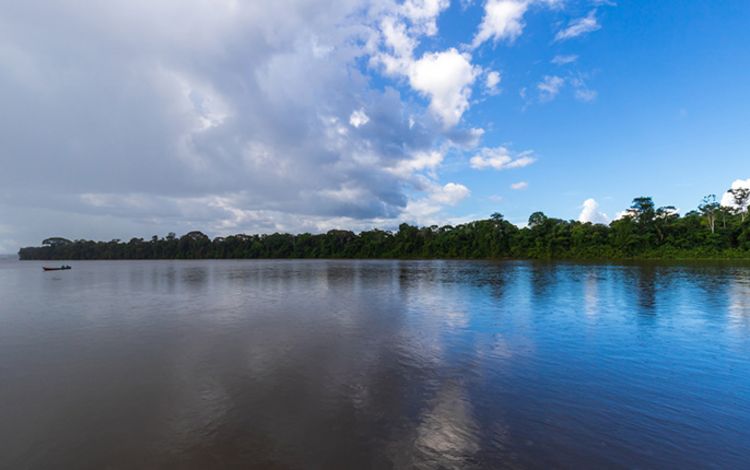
xmin=1 ymin=259 xmax=749 ymax=468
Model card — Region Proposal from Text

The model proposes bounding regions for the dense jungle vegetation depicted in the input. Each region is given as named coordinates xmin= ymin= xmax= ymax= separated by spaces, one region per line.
xmin=18 ymin=192 xmax=750 ymax=260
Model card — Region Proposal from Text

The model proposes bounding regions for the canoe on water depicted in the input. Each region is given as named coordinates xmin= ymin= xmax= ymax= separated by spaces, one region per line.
xmin=43 ymin=266 xmax=72 ymax=271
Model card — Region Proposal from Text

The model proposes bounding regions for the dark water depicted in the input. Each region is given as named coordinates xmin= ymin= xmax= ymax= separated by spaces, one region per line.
xmin=1 ymin=260 xmax=749 ymax=469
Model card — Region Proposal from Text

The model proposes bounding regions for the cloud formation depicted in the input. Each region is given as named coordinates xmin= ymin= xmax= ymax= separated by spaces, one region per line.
xmin=721 ymin=178 xmax=750 ymax=208
xmin=570 ymin=76 xmax=598 ymax=102
xmin=555 ymin=10 xmax=601 ymax=42
xmin=551 ymin=54 xmax=578 ymax=65
xmin=578 ymin=198 xmax=609 ymax=224
xmin=0 ymin=0 xmax=610 ymax=251
xmin=485 ymin=70 xmax=502 ymax=94
xmin=349 ymin=109 xmax=370 ymax=128
xmin=537 ymin=75 xmax=565 ymax=101
xmin=374 ymin=5 xmax=483 ymax=128
xmin=470 ymin=146 xmax=536 ymax=170
xmin=471 ymin=0 xmax=530 ymax=48
xmin=0 ymin=0 xmax=491 ymax=248
xmin=409 ymin=49 xmax=479 ymax=127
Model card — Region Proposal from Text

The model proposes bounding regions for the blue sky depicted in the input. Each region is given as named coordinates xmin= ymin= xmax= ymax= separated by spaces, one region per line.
xmin=426 ymin=0 xmax=750 ymax=225
xmin=0 ymin=0 xmax=749 ymax=251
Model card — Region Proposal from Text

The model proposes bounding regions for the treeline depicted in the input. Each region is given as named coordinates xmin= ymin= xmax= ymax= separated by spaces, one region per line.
xmin=18 ymin=193 xmax=750 ymax=261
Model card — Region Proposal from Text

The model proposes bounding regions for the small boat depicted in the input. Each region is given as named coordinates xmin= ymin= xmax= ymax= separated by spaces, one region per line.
xmin=43 ymin=265 xmax=72 ymax=271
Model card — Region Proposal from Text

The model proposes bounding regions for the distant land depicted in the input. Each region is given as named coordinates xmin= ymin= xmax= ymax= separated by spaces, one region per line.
xmin=18 ymin=195 xmax=750 ymax=261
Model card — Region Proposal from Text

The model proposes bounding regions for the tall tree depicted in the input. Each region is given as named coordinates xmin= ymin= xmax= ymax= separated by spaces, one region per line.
xmin=528 ymin=212 xmax=548 ymax=228
xmin=699 ymin=194 xmax=720 ymax=234
xmin=728 ymin=187 xmax=750 ymax=222
xmin=654 ymin=205 xmax=678 ymax=242
xmin=628 ymin=197 xmax=656 ymax=225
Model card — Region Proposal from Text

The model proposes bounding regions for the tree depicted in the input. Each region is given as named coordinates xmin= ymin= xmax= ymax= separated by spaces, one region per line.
xmin=699 ymin=194 xmax=720 ymax=234
xmin=728 ymin=187 xmax=750 ymax=222
xmin=654 ymin=206 xmax=678 ymax=242
xmin=528 ymin=212 xmax=548 ymax=228
xmin=15 ymin=189 xmax=750 ymax=261
xmin=628 ymin=197 xmax=656 ymax=225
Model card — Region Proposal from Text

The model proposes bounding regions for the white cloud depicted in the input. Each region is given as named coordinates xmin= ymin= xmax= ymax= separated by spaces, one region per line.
xmin=551 ymin=54 xmax=578 ymax=65
xmin=349 ymin=108 xmax=370 ymax=128
xmin=2 ymin=0 xmax=491 ymax=249
xmin=402 ymin=182 xmax=471 ymax=225
xmin=570 ymin=75 xmax=597 ymax=102
xmin=0 ymin=0 xmax=613 ymax=250
xmin=471 ymin=0 xmax=529 ymax=48
xmin=579 ymin=198 xmax=609 ymax=224
xmin=408 ymin=49 xmax=479 ymax=127
xmin=471 ymin=0 xmax=564 ymax=49
xmin=537 ymin=75 xmax=564 ymax=101
xmin=574 ymin=88 xmax=598 ymax=102
xmin=377 ymin=16 xmax=417 ymax=75
xmin=555 ymin=10 xmax=601 ymax=42
xmin=485 ymin=70 xmax=501 ymax=94
xmin=510 ymin=181 xmax=528 ymax=190
xmin=432 ymin=182 xmax=471 ymax=204
xmin=614 ymin=210 xmax=630 ymax=221
xmin=470 ymin=146 xmax=536 ymax=170
xmin=721 ymin=178 xmax=750 ymax=208
xmin=389 ymin=150 xmax=444 ymax=178
xmin=401 ymin=0 xmax=451 ymax=36
xmin=462 ymin=127 xmax=485 ymax=148
xmin=375 ymin=6 xmax=480 ymax=128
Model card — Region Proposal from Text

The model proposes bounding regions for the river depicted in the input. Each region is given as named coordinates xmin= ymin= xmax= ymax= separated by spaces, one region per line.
xmin=1 ymin=259 xmax=749 ymax=468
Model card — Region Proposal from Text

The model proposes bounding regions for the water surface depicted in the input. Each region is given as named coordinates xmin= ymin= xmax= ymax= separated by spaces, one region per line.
xmin=1 ymin=259 xmax=749 ymax=468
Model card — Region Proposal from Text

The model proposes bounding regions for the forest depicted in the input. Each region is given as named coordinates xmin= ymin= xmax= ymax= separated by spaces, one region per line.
xmin=18 ymin=192 xmax=750 ymax=261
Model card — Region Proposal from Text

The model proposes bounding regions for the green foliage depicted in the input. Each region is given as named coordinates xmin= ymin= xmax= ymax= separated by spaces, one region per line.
xmin=18 ymin=194 xmax=750 ymax=261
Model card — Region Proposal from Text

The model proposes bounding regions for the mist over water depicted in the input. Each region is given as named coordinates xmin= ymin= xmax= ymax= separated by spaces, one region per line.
xmin=1 ymin=259 xmax=749 ymax=468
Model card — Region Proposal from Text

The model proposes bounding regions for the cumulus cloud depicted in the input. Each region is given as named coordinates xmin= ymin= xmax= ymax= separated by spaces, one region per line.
xmin=0 ymin=0 xmax=486 ymax=249
xmin=401 ymin=0 xmax=451 ymax=36
xmin=470 ymin=146 xmax=536 ymax=170
xmin=374 ymin=5 xmax=481 ymax=127
xmin=579 ymin=198 xmax=609 ymax=224
xmin=408 ymin=49 xmax=479 ymax=127
xmin=555 ymin=10 xmax=601 ymax=42
xmin=0 ymin=0 xmax=611 ymax=251
xmin=721 ymin=178 xmax=750 ymax=208
xmin=388 ymin=150 xmax=445 ymax=178
xmin=349 ymin=109 xmax=370 ymax=128
xmin=377 ymin=16 xmax=418 ymax=75
xmin=471 ymin=0 xmax=564 ymax=48
xmin=510 ymin=181 xmax=528 ymax=190
xmin=432 ymin=182 xmax=471 ymax=204
xmin=402 ymin=182 xmax=471 ymax=225
xmin=537 ymin=75 xmax=565 ymax=101
xmin=471 ymin=0 xmax=530 ymax=48
xmin=485 ymin=70 xmax=502 ymax=94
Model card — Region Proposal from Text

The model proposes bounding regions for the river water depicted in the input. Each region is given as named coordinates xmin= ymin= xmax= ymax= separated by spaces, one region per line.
xmin=1 ymin=259 xmax=749 ymax=468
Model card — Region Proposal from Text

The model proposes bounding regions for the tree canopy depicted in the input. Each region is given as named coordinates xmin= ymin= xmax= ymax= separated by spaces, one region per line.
xmin=19 ymin=193 xmax=750 ymax=261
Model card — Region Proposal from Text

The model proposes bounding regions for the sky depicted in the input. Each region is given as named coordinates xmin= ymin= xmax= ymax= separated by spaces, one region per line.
xmin=1 ymin=0 xmax=749 ymax=252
